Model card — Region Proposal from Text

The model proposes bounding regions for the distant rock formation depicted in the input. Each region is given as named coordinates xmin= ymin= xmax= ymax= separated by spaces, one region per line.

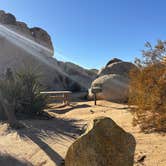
xmin=0 ymin=10 xmax=97 ymax=91
xmin=56 ymin=61 xmax=97 ymax=90
xmin=65 ymin=117 xmax=136 ymax=166
xmin=0 ymin=10 xmax=16 ymax=25
xmin=0 ymin=10 xmax=53 ymax=51
xmin=105 ymin=58 xmax=122 ymax=66
xmin=89 ymin=69 xmax=98 ymax=74
xmin=89 ymin=58 xmax=136 ymax=102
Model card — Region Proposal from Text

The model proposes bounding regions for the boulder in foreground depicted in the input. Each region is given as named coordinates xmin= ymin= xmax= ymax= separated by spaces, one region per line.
xmin=65 ymin=117 xmax=136 ymax=166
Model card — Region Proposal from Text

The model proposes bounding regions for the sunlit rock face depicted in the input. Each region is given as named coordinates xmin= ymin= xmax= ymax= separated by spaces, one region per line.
xmin=89 ymin=74 xmax=130 ymax=102
xmin=0 ymin=10 xmax=96 ymax=90
xmin=89 ymin=58 xmax=136 ymax=102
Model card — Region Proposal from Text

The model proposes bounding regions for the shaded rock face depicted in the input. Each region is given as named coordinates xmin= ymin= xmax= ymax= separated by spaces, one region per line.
xmin=90 ymin=74 xmax=129 ymax=102
xmin=0 ymin=11 xmax=16 ymax=25
xmin=0 ymin=10 xmax=97 ymax=91
xmin=89 ymin=68 xmax=98 ymax=74
xmin=57 ymin=61 xmax=97 ymax=90
xmin=65 ymin=117 xmax=136 ymax=166
xmin=106 ymin=58 xmax=122 ymax=67
xmin=16 ymin=22 xmax=31 ymax=35
xmin=30 ymin=27 xmax=53 ymax=50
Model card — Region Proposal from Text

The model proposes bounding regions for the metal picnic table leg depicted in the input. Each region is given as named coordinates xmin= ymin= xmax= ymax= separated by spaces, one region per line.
xmin=66 ymin=94 xmax=70 ymax=105
xmin=94 ymin=93 xmax=97 ymax=105
xmin=63 ymin=93 xmax=66 ymax=105
xmin=63 ymin=93 xmax=68 ymax=106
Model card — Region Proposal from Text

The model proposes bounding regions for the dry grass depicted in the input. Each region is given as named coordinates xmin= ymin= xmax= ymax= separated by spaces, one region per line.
xmin=129 ymin=65 xmax=166 ymax=132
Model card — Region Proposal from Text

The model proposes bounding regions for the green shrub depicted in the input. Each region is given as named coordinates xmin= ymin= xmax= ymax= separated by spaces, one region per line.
xmin=0 ymin=68 xmax=48 ymax=121
xmin=0 ymin=68 xmax=22 ymax=127
xmin=17 ymin=69 xmax=48 ymax=115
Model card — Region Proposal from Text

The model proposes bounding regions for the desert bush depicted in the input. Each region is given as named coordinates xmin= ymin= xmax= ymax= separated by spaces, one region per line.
xmin=129 ymin=40 xmax=166 ymax=132
xmin=17 ymin=69 xmax=48 ymax=115
xmin=0 ymin=68 xmax=48 ymax=125
xmin=0 ymin=68 xmax=22 ymax=127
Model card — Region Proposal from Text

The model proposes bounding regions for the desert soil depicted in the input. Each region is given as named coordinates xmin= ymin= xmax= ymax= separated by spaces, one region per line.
xmin=0 ymin=100 xmax=165 ymax=166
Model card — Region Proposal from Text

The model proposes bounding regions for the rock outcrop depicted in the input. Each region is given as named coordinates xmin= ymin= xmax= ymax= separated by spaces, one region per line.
xmin=57 ymin=61 xmax=97 ymax=90
xmin=90 ymin=74 xmax=129 ymax=102
xmin=98 ymin=58 xmax=136 ymax=77
xmin=105 ymin=58 xmax=122 ymax=66
xmin=0 ymin=10 xmax=53 ymax=51
xmin=0 ymin=10 xmax=96 ymax=91
xmin=89 ymin=58 xmax=136 ymax=102
xmin=0 ymin=10 xmax=17 ymax=25
xmin=30 ymin=27 xmax=53 ymax=50
xmin=65 ymin=117 xmax=136 ymax=166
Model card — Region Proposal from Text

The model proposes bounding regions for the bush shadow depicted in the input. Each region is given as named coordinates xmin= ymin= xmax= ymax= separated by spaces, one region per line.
xmin=49 ymin=103 xmax=91 ymax=114
xmin=0 ymin=153 xmax=32 ymax=166
xmin=15 ymin=117 xmax=83 ymax=166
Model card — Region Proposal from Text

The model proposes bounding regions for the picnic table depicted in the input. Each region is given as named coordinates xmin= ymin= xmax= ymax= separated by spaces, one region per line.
xmin=40 ymin=91 xmax=72 ymax=105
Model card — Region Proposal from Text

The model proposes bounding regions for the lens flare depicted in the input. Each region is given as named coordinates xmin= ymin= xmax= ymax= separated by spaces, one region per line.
xmin=0 ymin=24 xmax=87 ymax=89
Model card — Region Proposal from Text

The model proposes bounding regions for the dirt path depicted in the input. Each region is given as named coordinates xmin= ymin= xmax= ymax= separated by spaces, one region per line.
xmin=0 ymin=100 xmax=165 ymax=166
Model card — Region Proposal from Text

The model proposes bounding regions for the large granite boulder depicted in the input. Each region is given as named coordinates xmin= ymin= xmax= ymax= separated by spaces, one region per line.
xmin=65 ymin=117 xmax=136 ymax=166
xmin=89 ymin=58 xmax=136 ymax=102
xmin=98 ymin=59 xmax=136 ymax=77
xmin=89 ymin=74 xmax=129 ymax=102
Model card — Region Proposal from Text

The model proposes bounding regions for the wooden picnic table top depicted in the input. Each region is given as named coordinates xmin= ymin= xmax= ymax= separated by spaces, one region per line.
xmin=40 ymin=91 xmax=72 ymax=94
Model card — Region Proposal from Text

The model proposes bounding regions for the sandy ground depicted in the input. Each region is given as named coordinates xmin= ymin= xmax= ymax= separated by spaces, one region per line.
xmin=0 ymin=100 xmax=165 ymax=166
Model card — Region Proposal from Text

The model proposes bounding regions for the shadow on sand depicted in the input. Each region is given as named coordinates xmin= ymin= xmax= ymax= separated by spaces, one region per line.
xmin=97 ymin=104 xmax=129 ymax=110
xmin=15 ymin=117 xmax=83 ymax=166
xmin=0 ymin=153 xmax=33 ymax=166
xmin=49 ymin=103 xmax=91 ymax=114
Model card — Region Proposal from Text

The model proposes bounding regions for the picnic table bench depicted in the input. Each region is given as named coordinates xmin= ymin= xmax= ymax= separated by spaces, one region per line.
xmin=40 ymin=91 xmax=72 ymax=105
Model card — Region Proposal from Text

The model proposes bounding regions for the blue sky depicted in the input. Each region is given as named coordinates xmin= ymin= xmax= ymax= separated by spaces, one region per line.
xmin=0 ymin=0 xmax=166 ymax=69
